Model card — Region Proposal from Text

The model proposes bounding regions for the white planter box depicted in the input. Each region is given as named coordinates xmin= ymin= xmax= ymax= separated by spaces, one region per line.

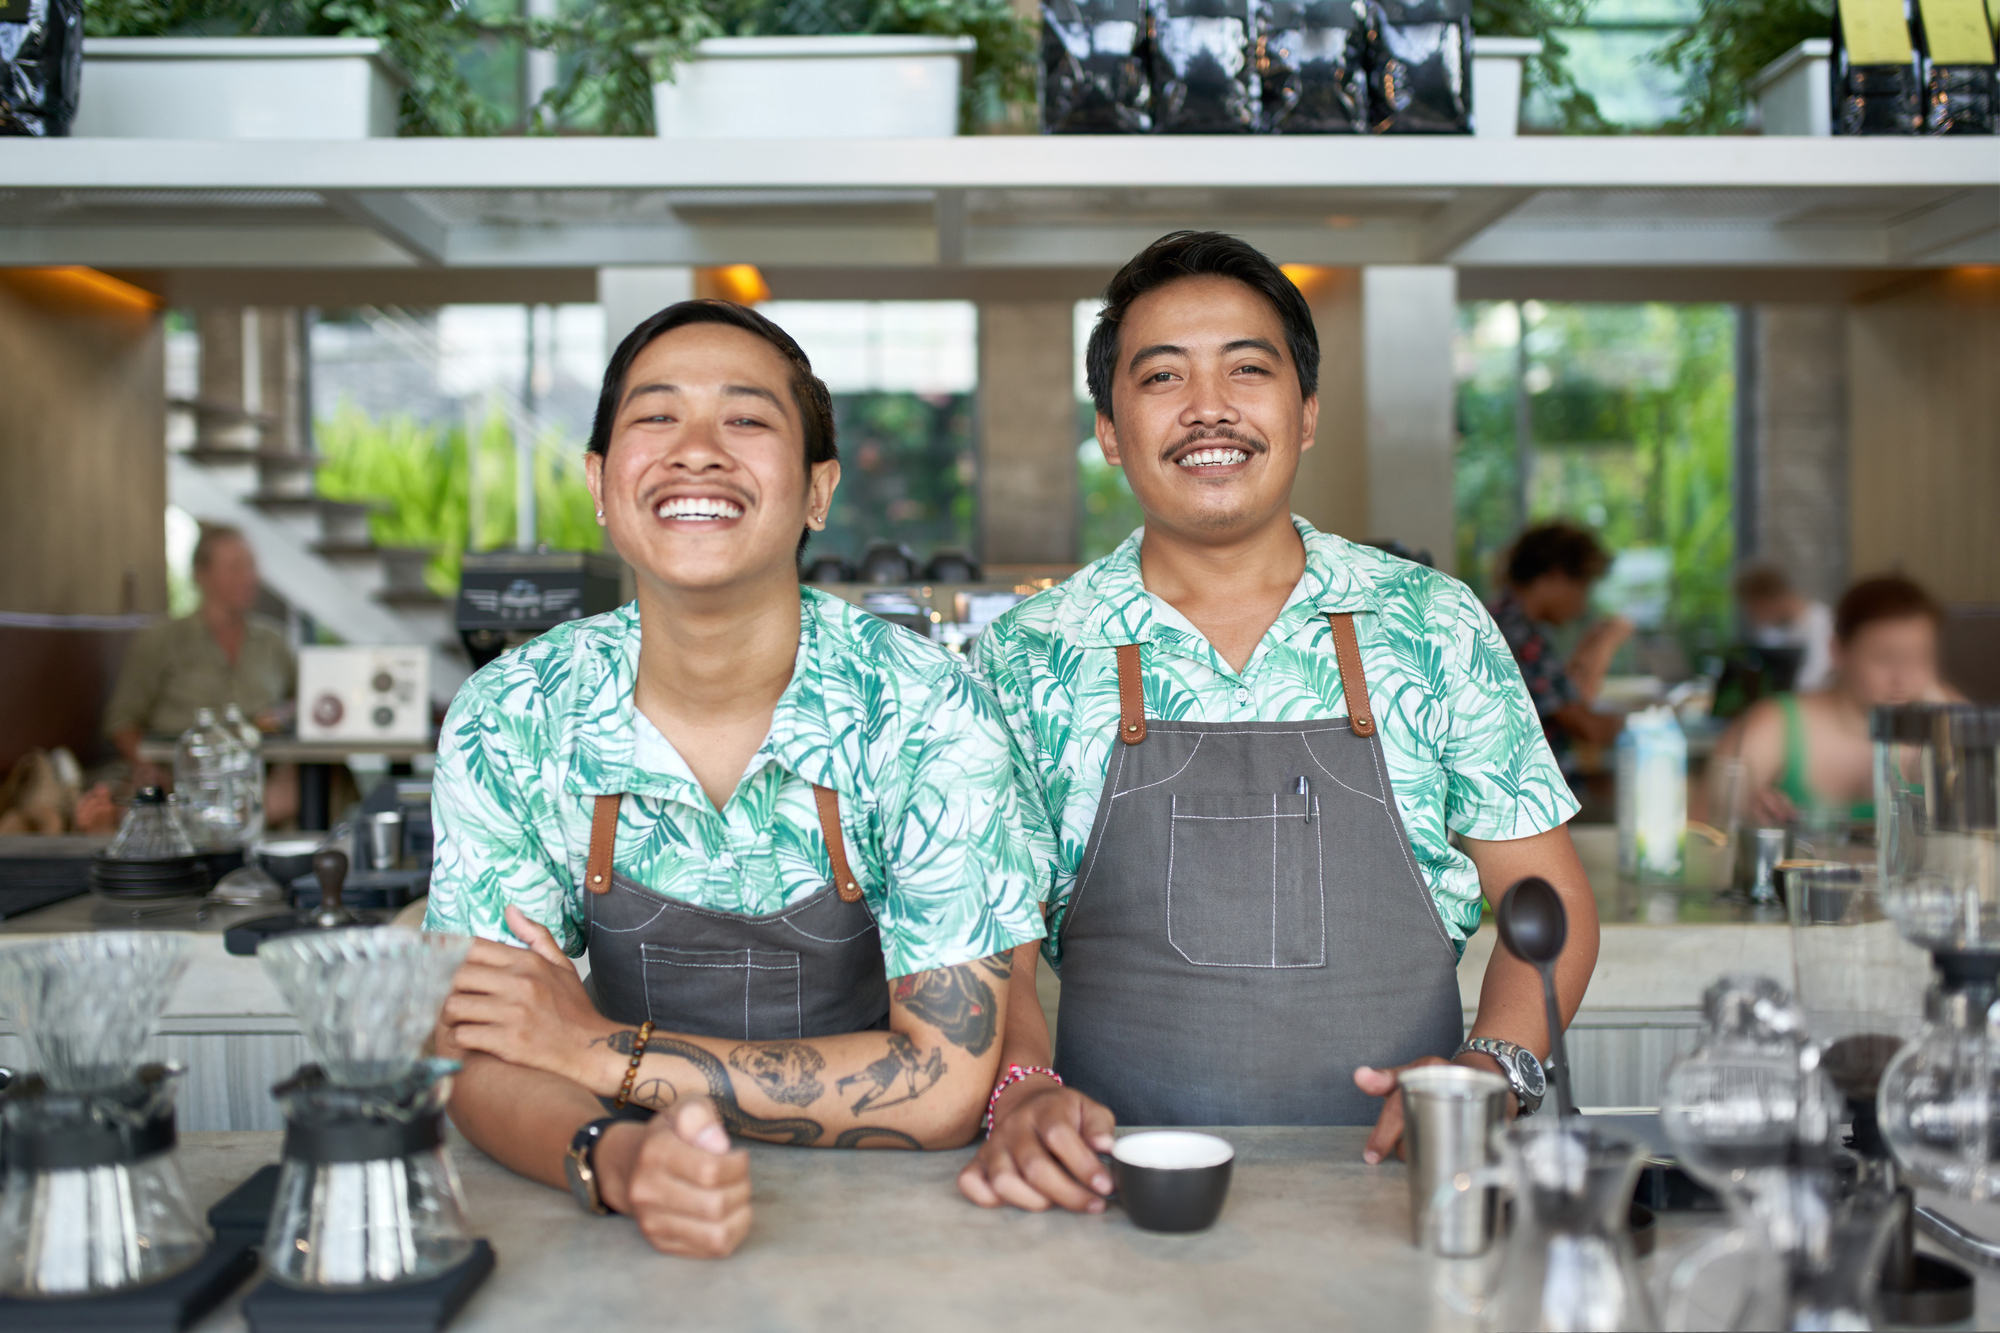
xmin=1472 ymin=37 xmax=1542 ymax=138
xmin=72 ymin=37 xmax=401 ymax=140
xmin=651 ymin=35 xmax=973 ymax=139
xmin=1748 ymin=38 xmax=1833 ymax=136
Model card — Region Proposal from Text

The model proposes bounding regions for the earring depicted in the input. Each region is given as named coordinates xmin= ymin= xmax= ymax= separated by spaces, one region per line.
xmin=595 ymin=510 xmax=604 ymax=520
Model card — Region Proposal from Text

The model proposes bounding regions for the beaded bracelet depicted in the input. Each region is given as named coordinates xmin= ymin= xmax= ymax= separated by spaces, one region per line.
xmin=983 ymin=1063 xmax=1062 ymax=1136
xmin=611 ymin=1020 xmax=656 ymax=1111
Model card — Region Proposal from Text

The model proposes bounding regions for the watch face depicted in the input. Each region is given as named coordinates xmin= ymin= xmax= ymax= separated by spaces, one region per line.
xmin=1517 ymin=1054 xmax=1547 ymax=1098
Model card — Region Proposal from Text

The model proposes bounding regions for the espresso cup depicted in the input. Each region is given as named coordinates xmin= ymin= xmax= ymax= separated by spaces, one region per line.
xmin=1110 ymin=1131 xmax=1234 ymax=1233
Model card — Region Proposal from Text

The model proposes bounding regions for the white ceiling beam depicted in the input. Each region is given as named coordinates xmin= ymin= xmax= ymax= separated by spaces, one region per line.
xmin=1887 ymin=188 xmax=2000 ymax=261
xmin=0 ymin=224 xmax=413 ymax=267
xmin=322 ymin=190 xmax=450 ymax=266
xmin=1417 ymin=188 xmax=1536 ymax=262
xmin=3 ymin=136 xmax=1995 ymax=193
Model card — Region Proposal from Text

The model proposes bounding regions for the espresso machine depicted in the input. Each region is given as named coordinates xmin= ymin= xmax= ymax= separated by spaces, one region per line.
xmin=455 ymin=549 xmax=623 ymax=670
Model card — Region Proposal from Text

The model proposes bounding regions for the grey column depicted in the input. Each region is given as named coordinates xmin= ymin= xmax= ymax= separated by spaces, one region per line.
xmin=978 ymin=300 xmax=1078 ymax=566
xmin=1361 ymin=267 xmax=1458 ymax=573
xmin=1749 ymin=304 xmax=1849 ymax=603
xmin=1290 ymin=270 xmax=1368 ymax=543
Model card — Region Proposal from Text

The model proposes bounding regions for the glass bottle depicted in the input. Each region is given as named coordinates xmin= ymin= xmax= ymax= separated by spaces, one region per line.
xmin=172 ymin=708 xmax=246 ymax=852
xmin=222 ymin=704 xmax=265 ymax=845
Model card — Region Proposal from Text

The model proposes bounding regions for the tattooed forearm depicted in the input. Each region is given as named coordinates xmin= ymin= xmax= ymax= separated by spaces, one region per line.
xmin=727 ymin=1042 xmax=826 ymax=1108
xmin=595 ymin=1029 xmax=824 ymax=1144
xmin=836 ymin=1033 xmax=946 ymax=1113
xmin=833 ymin=1126 xmax=923 ymax=1150
xmin=890 ymin=952 xmax=1008 ymax=1055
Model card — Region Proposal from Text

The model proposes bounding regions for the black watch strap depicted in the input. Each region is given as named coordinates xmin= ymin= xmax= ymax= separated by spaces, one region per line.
xmin=567 ymin=1116 xmax=621 ymax=1216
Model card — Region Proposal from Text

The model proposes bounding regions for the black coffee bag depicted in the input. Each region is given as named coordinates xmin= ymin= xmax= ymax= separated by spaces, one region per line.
xmin=1262 ymin=0 xmax=1371 ymax=132
xmin=1832 ymin=0 xmax=1922 ymax=134
xmin=1369 ymin=0 xmax=1472 ymax=134
xmin=1150 ymin=0 xmax=1259 ymax=133
xmin=1043 ymin=0 xmax=1153 ymax=133
xmin=1913 ymin=0 xmax=1996 ymax=133
xmin=0 ymin=0 xmax=82 ymax=137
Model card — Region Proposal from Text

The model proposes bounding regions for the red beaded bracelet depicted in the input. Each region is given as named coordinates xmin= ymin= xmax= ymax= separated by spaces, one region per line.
xmin=983 ymin=1063 xmax=1062 ymax=1136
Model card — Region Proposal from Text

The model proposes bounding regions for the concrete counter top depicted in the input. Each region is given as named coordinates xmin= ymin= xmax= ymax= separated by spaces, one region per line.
xmin=156 ymin=1127 xmax=2000 ymax=1333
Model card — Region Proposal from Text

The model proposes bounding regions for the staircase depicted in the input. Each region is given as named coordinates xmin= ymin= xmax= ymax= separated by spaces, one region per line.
xmin=164 ymin=309 xmax=469 ymax=704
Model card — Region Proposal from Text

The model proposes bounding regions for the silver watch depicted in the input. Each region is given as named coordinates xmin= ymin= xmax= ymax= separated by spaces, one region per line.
xmin=1456 ymin=1038 xmax=1546 ymax=1116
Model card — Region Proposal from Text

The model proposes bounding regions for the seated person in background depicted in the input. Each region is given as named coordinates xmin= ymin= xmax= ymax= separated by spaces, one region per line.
xmin=1736 ymin=564 xmax=1834 ymax=692
xmin=101 ymin=522 xmax=299 ymax=827
xmin=428 ymin=300 xmax=1049 ymax=1259
xmin=1487 ymin=522 xmax=1633 ymax=779
xmin=1716 ymin=574 xmax=1963 ymax=826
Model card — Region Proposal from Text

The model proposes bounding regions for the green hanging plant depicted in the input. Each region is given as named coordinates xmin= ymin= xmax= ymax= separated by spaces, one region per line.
xmin=1471 ymin=0 xmax=1609 ymax=133
xmin=1653 ymin=0 xmax=1834 ymax=133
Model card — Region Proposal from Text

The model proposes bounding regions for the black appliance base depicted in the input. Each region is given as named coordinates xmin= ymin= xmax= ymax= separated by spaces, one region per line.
xmin=242 ymin=1240 xmax=496 ymax=1333
xmin=0 ymin=1234 xmax=257 ymax=1331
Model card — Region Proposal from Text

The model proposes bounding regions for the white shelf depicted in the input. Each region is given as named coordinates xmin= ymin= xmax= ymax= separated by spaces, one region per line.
xmin=2 ymin=135 xmax=1994 ymax=271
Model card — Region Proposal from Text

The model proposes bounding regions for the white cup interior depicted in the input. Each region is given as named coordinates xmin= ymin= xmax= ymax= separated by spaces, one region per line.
xmin=1112 ymin=1131 xmax=1234 ymax=1171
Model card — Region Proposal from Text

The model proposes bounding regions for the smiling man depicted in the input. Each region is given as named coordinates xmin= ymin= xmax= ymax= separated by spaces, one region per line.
xmin=426 ymin=300 xmax=1048 ymax=1257
xmin=958 ymin=232 xmax=1601 ymax=1214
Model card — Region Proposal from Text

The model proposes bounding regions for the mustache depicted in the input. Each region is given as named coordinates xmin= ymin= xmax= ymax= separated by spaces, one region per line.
xmin=1164 ymin=426 xmax=1265 ymax=460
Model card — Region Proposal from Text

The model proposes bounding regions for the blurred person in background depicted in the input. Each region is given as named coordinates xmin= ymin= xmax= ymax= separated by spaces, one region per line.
xmin=1716 ymin=574 xmax=1962 ymax=825
xmin=1487 ymin=521 xmax=1633 ymax=781
xmin=99 ymin=522 xmax=299 ymax=827
xmin=1736 ymin=564 xmax=1834 ymax=692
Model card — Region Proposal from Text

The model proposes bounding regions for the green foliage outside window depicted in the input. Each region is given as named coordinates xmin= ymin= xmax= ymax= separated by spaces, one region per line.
xmin=313 ymin=401 xmax=602 ymax=595
xmin=1471 ymin=0 xmax=1609 ymax=132
xmin=1455 ymin=302 xmax=1736 ymax=658
xmin=1653 ymin=0 xmax=1833 ymax=133
xmin=817 ymin=393 xmax=978 ymax=564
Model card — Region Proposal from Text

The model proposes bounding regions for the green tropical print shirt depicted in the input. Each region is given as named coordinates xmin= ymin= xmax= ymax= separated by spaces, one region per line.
xmin=974 ymin=518 xmax=1578 ymax=966
xmin=426 ymin=589 xmax=1050 ymax=979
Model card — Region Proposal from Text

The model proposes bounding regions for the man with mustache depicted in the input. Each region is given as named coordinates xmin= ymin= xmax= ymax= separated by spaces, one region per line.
xmin=959 ymin=232 xmax=1600 ymax=1213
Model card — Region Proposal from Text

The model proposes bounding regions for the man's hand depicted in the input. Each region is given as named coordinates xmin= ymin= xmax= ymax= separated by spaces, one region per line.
xmin=1355 ymin=1053 xmax=1517 ymax=1165
xmin=596 ymin=1097 xmax=753 ymax=1259
xmin=957 ymin=1079 xmax=1116 ymax=1213
xmin=439 ymin=906 xmax=611 ymax=1088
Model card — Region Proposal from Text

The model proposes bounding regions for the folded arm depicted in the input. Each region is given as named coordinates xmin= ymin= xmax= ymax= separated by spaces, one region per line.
xmin=442 ymin=907 xmax=1015 ymax=1151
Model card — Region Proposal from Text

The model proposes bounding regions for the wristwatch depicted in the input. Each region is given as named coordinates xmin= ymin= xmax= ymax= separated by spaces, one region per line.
xmin=1456 ymin=1038 xmax=1546 ymax=1116
xmin=564 ymin=1117 xmax=620 ymax=1215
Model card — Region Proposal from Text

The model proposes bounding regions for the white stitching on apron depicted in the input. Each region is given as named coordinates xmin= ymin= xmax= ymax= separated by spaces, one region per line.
xmin=1362 ymin=726 xmax=1455 ymax=955
xmin=1110 ymin=733 xmax=1204 ymax=798
xmin=1163 ymin=792 xmax=1327 ymax=970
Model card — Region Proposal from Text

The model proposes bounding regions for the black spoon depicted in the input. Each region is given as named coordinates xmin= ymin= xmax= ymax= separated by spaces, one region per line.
xmin=1496 ymin=876 xmax=1577 ymax=1118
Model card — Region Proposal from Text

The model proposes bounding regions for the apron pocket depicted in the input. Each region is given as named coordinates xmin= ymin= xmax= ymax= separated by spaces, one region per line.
xmin=1167 ymin=793 xmax=1326 ymax=968
xmin=638 ymin=945 xmax=804 ymax=1042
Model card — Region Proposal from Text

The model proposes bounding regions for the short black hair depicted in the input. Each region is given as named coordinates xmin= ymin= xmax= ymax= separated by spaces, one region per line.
xmin=1507 ymin=521 xmax=1612 ymax=587
xmin=588 ymin=299 xmax=836 ymax=477
xmin=1084 ymin=231 xmax=1320 ymax=423
xmin=1836 ymin=574 xmax=1942 ymax=643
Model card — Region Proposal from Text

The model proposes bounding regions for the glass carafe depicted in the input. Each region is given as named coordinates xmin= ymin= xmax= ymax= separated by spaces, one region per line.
xmin=0 ymin=1064 xmax=209 ymax=1297
xmin=0 ymin=936 xmax=205 ymax=1297
xmin=263 ymin=1061 xmax=471 ymax=1289
xmin=1664 ymin=1157 xmax=1902 ymax=1332
xmin=1877 ymin=959 xmax=2000 ymax=1199
xmin=1485 ymin=1119 xmax=1658 ymax=1332
xmin=1661 ymin=976 xmax=1838 ymax=1201
xmin=1874 ymin=704 xmax=2000 ymax=952
xmin=256 ymin=928 xmax=475 ymax=1290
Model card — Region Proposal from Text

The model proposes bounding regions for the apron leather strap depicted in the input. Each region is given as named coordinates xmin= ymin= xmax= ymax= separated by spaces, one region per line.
xmin=1114 ymin=643 xmax=1148 ymax=745
xmin=814 ymin=784 xmax=864 ymax=903
xmin=1326 ymin=612 xmax=1376 ymax=738
xmin=586 ymin=794 xmax=621 ymax=894
xmin=586 ymin=786 xmax=862 ymax=903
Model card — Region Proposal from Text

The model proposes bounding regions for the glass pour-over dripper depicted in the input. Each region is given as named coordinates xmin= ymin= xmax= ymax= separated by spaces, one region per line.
xmin=256 ymin=928 xmax=475 ymax=1290
xmin=0 ymin=934 xmax=206 ymax=1297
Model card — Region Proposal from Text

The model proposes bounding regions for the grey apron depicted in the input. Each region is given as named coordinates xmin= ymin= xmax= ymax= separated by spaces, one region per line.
xmin=580 ymin=787 xmax=889 ymax=1041
xmin=1053 ymin=612 xmax=1464 ymax=1126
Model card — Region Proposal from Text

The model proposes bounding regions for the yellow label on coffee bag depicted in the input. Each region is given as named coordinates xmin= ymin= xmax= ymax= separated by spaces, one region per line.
xmin=1919 ymin=0 xmax=1997 ymax=61
xmin=1841 ymin=0 xmax=1915 ymax=63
